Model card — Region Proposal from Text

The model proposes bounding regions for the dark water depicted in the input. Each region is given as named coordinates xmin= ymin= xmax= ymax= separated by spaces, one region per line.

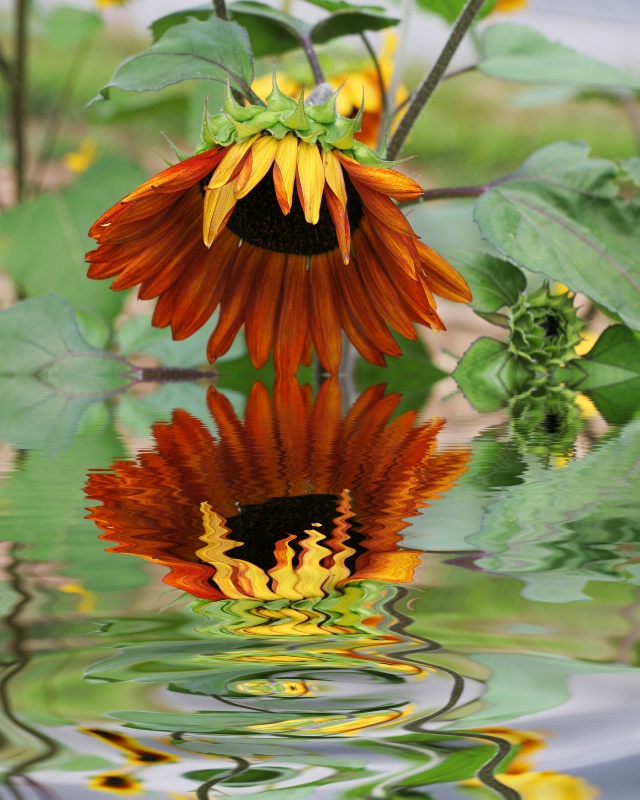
xmin=0 ymin=375 xmax=638 ymax=799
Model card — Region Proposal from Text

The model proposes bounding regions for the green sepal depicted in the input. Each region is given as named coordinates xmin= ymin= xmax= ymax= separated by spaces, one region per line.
xmin=161 ymin=133 xmax=191 ymax=162
xmin=266 ymin=71 xmax=298 ymax=113
xmin=283 ymin=89 xmax=309 ymax=131
xmin=223 ymin=82 xmax=259 ymax=122
xmin=325 ymin=100 xmax=362 ymax=149
xmin=352 ymin=140 xmax=397 ymax=168
xmin=227 ymin=113 xmax=270 ymax=138
xmin=306 ymin=85 xmax=341 ymax=124
xmin=203 ymin=113 xmax=236 ymax=146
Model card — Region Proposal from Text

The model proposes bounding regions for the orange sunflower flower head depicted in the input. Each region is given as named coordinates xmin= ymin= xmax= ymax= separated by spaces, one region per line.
xmin=86 ymin=379 xmax=469 ymax=634
xmin=87 ymin=77 xmax=471 ymax=376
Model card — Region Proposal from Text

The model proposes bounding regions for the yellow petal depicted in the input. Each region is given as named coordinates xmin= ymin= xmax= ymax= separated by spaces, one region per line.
xmin=296 ymin=141 xmax=324 ymax=224
xmin=207 ymin=136 xmax=258 ymax=190
xmin=323 ymin=150 xmax=347 ymax=209
xmin=273 ymin=134 xmax=298 ymax=214
xmin=203 ymin=182 xmax=237 ymax=247
xmin=234 ymin=135 xmax=279 ymax=199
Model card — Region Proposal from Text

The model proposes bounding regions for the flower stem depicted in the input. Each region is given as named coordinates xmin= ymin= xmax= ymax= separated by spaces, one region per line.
xmin=12 ymin=0 xmax=29 ymax=201
xmin=302 ymin=34 xmax=324 ymax=85
xmin=386 ymin=0 xmax=485 ymax=161
xmin=212 ymin=0 xmax=229 ymax=21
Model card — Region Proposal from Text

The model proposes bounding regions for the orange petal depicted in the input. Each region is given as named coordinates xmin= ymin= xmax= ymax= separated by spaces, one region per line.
xmin=354 ymin=238 xmax=417 ymax=340
xmin=309 ymin=252 xmax=342 ymax=374
xmin=170 ymin=228 xmax=240 ymax=339
xmin=296 ymin=141 xmax=324 ymax=224
xmin=416 ymin=240 xmax=472 ymax=303
xmin=324 ymin=185 xmax=351 ymax=265
xmin=207 ymin=244 xmax=261 ymax=362
xmin=360 ymin=212 xmax=421 ymax=280
xmin=273 ymin=254 xmax=309 ymax=375
xmin=334 ymin=152 xmax=423 ymax=201
xmin=244 ymin=250 xmax=287 ymax=368
xmin=349 ymin=176 xmax=417 ymax=238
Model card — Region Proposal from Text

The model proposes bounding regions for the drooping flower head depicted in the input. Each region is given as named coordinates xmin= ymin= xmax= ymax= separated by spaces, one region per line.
xmin=87 ymin=80 xmax=471 ymax=375
xmin=86 ymin=379 xmax=468 ymax=632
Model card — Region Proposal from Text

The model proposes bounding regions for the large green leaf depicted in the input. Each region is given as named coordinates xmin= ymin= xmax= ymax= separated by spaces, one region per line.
xmin=0 ymin=156 xmax=147 ymax=322
xmin=150 ymin=3 xmax=398 ymax=62
xmin=479 ymin=24 xmax=640 ymax=89
xmin=558 ymin=325 xmax=640 ymax=424
xmin=311 ymin=9 xmax=399 ymax=43
xmin=94 ymin=16 xmax=254 ymax=102
xmin=0 ymin=295 xmax=130 ymax=388
xmin=474 ymin=142 xmax=640 ymax=331
xmin=453 ymin=337 xmax=531 ymax=412
xmin=444 ymin=249 xmax=526 ymax=314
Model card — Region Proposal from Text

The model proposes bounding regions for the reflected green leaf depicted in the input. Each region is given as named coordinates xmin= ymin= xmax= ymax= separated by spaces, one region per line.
xmin=469 ymin=419 xmax=640 ymax=599
xmin=474 ymin=142 xmax=640 ymax=330
xmin=445 ymin=249 xmax=526 ymax=313
xmin=0 ymin=157 xmax=147 ymax=322
xmin=479 ymin=24 xmax=640 ymax=89
xmin=94 ymin=17 xmax=254 ymax=102
xmin=453 ymin=337 xmax=532 ymax=412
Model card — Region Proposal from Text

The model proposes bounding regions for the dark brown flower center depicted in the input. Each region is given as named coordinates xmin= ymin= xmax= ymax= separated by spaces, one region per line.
xmin=226 ymin=171 xmax=364 ymax=255
xmin=207 ymin=494 xmax=364 ymax=576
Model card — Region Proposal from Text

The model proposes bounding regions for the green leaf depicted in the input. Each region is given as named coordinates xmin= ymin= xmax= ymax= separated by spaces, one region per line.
xmin=94 ymin=16 xmax=254 ymax=102
xmin=116 ymin=312 xmax=245 ymax=369
xmin=621 ymin=157 xmax=640 ymax=187
xmin=444 ymin=249 xmax=526 ymax=313
xmin=474 ymin=141 xmax=640 ymax=331
xmin=231 ymin=2 xmax=310 ymax=57
xmin=150 ymin=7 xmax=211 ymax=42
xmin=559 ymin=325 xmax=640 ymax=424
xmin=453 ymin=337 xmax=532 ymax=412
xmin=304 ymin=0 xmax=387 ymax=11
xmin=0 ymin=156 xmax=147 ymax=322
xmin=45 ymin=6 xmax=102 ymax=50
xmin=0 ymin=296 xmax=130 ymax=391
xmin=311 ymin=9 xmax=400 ymax=44
xmin=479 ymin=24 xmax=640 ymax=89
xmin=415 ymin=0 xmax=497 ymax=25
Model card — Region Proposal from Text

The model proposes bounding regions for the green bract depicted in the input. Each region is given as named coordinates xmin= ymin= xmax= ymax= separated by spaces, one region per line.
xmin=200 ymin=79 xmax=389 ymax=167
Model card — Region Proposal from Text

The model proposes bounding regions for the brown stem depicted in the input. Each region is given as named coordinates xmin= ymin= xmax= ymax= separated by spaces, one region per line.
xmin=12 ymin=0 xmax=29 ymax=201
xmin=386 ymin=0 xmax=485 ymax=161
xmin=212 ymin=0 xmax=228 ymax=21
xmin=620 ymin=92 xmax=640 ymax=154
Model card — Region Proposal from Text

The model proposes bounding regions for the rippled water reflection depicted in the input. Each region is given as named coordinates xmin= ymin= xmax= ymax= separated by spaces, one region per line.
xmin=0 ymin=377 xmax=637 ymax=799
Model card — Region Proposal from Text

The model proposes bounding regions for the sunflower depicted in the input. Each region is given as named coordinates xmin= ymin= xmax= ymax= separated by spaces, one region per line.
xmin=86 ymin=379 xmax=469 ymax=610
xmin=87 ymin=81 xmax=471 ymax=375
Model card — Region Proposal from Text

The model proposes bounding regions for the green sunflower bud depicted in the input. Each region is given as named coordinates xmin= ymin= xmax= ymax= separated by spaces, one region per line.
xmin=509 ymin=285 xmax=584 ymax=369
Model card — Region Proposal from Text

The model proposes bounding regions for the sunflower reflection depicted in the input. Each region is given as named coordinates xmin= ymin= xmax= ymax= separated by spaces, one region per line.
xmin=87 ymin=380 xmax=467 ymax=630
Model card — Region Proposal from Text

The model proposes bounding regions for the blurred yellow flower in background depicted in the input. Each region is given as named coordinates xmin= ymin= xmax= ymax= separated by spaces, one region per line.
xmin=493 ymin=0 xmax=528 ymax=12
xmin=497 ymin=771 xmax=599 ymax=799
xmin=63 ymin=138 xmax=96 ymax=173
